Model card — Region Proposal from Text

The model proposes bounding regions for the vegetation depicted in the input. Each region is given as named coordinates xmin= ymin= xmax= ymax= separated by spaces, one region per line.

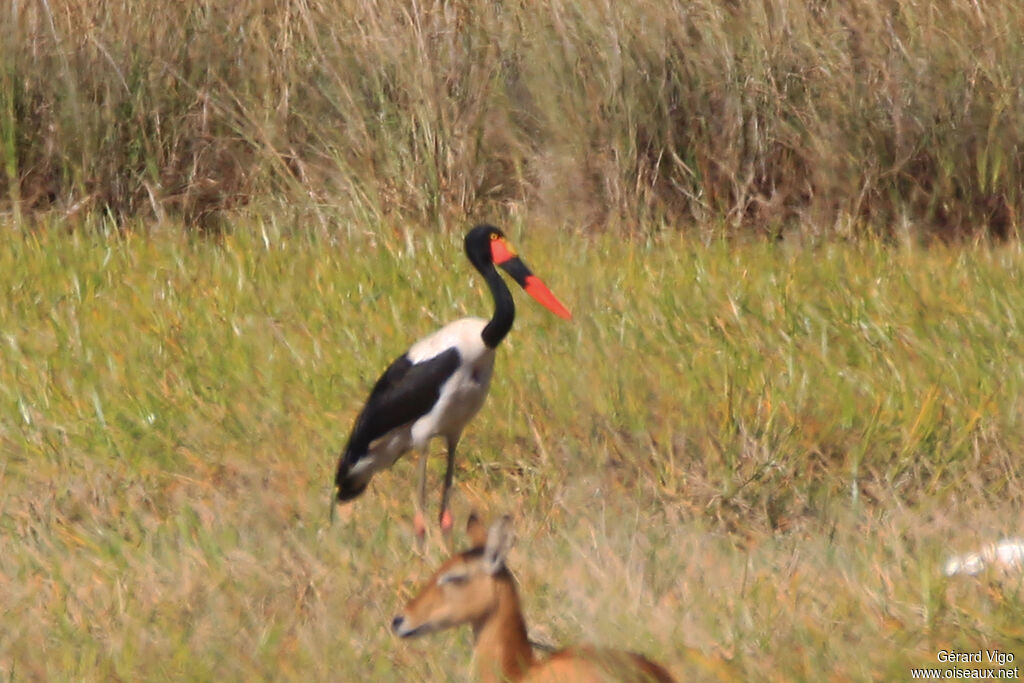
xmin=1 ymin=226 xmax=1022 ymax=680
xmin=2 ymin=0 xmax=1024 ymax=236
xmin=2 ymin=1 xmax=1023 ymax=680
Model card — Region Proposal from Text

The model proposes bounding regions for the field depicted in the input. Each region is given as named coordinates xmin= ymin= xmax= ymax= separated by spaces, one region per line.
xmin=3 ymin=0 xmax=1024 ymax=680
xmin=1 ymin=225 xmax=1023 ymax=681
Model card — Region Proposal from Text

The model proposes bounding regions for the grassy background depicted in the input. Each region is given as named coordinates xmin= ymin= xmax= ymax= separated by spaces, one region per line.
xmin=3 ymin=0 xmax=1024 ymax=679
xmin=2 ymin=0 xmax=1024 ymax=237
xmin=1 ymin=224 xmax=1023 ymax=680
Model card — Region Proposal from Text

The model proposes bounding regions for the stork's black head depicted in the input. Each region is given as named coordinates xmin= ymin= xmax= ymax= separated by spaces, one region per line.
xmin=464 ymin=224 xmax=505 ymax=270
xmin=463 ymin=224 xmax=572 ymax=320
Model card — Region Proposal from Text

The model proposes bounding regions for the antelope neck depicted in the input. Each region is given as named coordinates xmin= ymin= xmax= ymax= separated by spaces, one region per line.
xmin=471 ymin=576 xmax=534 ymax=683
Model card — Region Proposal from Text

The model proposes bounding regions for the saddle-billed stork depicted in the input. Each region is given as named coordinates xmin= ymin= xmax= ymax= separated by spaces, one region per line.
xmin=334 ymin=225 xmax=571 ymax=538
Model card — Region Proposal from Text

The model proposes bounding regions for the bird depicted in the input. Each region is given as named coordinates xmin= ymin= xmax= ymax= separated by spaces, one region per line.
xmin=333 ymin=225 xmax=571 ymax=539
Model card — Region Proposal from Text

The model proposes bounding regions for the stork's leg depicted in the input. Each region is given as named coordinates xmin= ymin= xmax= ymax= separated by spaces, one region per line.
xmin=413 ymin=448 xmax=429 ymax=545
xmin=438 ymin=437 xmax=458 ymax=533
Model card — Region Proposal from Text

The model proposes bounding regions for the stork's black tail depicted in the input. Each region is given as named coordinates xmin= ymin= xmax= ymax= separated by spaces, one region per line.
xmin=334 ymin=447 xmax=369 ymax=502
xmin=330 ymin=450 xmax=368 ymax=524
xmin=335 ymin=472 xmax=368 ymax=501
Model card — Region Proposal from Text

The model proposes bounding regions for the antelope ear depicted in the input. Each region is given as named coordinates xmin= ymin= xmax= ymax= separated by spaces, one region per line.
xmin=466 ymin=510 xmax=487 ymax=548
xmin=482 ymin=515 xmax=514 ymax=575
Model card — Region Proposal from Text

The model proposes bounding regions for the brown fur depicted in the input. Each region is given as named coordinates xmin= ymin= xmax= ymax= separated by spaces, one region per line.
xmin=392 ymin=515 xmax=676 ymax=683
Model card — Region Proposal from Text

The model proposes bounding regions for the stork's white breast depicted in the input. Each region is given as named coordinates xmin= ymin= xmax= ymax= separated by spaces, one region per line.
xmin=408 ymin=317 xmax=496 ymax=446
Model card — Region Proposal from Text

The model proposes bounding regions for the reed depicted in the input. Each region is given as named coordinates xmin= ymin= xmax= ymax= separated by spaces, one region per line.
xmin=2 ymin=1 xmax=1023 ymax=237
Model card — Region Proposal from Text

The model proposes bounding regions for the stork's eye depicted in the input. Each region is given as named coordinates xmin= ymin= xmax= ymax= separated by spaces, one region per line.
xmin=490 ymin=233 xmax=499 ymax=240
xmin=438 ymin=571 xmax=469 ymax=586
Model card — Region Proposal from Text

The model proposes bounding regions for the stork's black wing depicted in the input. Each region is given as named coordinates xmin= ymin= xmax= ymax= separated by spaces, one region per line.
xmin=335 ymin=347 xmax=461 ymax=489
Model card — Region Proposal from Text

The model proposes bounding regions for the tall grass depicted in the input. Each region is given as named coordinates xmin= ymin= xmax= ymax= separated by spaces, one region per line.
xmin=2 ymin=0 xmax=1023 ymax=236
xmin=1 ymin=224 xmax=1022 ymax=679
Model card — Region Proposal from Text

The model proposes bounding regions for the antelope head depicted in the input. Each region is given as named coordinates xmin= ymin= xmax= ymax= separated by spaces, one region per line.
xmin=392 ymin=514 xmax=515 ymax=638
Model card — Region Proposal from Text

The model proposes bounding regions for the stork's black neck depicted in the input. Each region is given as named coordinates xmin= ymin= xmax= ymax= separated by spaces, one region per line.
xmin=480 ymin=262 xmax=514 ymax=349
xmin=464 ymin=224 xmax=516 ymax=349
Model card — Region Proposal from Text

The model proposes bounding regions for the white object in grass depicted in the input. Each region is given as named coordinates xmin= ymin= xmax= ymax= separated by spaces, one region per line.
xmin=944 ymin=538 xmax=1024 ymax=576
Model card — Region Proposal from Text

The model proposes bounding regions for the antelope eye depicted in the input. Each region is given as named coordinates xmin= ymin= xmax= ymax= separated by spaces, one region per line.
xmin=438 ymin=572 xmax=469 ymax=586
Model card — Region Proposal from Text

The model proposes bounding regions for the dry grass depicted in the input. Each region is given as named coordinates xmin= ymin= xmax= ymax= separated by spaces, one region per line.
xmin=2 ymin=0 xmax=1024 ymax=236
xmin=1 ymin=224 xmax=1023 ymax=680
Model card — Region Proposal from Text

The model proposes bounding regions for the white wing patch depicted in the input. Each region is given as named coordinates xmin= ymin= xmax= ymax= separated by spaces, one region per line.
xmin=408 ymin=318 xmax=488 ymax=364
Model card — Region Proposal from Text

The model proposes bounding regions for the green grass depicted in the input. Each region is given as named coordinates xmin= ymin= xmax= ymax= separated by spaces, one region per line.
xmin=1 ymin=221 xmax=1023 ymax=680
